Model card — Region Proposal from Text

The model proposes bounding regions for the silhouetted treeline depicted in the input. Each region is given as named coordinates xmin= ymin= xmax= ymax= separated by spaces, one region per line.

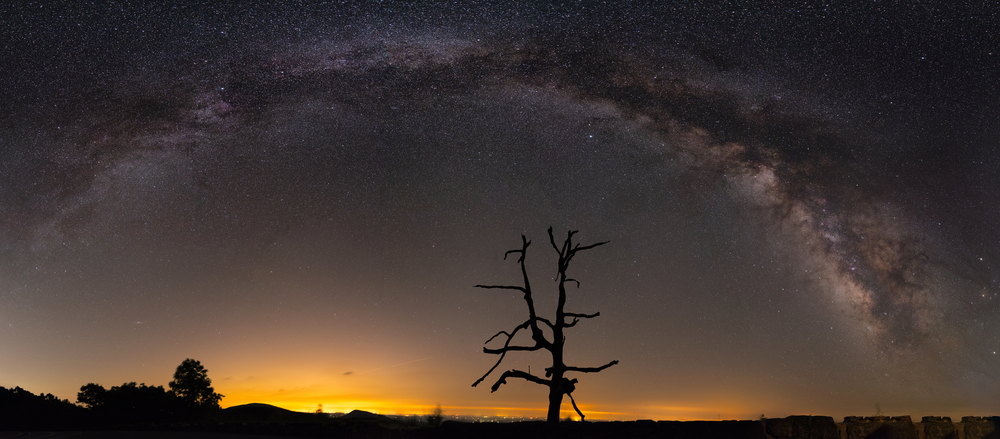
xmin=74 ymin=359 xmax=224 ymax=426
xmin=77 ymin=381 xmax=182 ymax=426
xmin=0 ymin=386 xmax=88 ymax=429
xmin=0 ymin=358 xmax=224 ymax=430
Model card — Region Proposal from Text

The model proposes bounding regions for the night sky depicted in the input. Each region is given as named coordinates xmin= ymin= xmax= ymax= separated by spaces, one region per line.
xmin=2 ymin=1 xmax=999 ymax=421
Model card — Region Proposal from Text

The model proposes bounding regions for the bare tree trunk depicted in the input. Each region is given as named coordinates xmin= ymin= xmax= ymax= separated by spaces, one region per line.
xmin=474 ymin=228 xmax=618 ymax=423
xmin=547 ymin=384 xmax=564 ymax=423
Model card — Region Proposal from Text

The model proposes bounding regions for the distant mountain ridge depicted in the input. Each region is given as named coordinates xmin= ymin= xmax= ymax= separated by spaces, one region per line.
xmin=338 ymin=409 xmax=392 ymax=422
xmin=224 ymin=403 xmax=391 ymax=424
xmin=225 ymin=403 xmax=292 ymax=411
xmin=223 ymin=402 xmax=327 ymax=423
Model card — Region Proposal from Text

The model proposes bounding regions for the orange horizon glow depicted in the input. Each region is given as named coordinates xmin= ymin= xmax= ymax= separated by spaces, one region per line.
xmin=220 ymin=399 xmax=651 ymax=420
xmin=209 ymin=356 xmax=761 ymax=422
xmin=219 ymin=396 xmax=979 ymax=422
xmin=218 ymin=390 xmax=750 ymax=421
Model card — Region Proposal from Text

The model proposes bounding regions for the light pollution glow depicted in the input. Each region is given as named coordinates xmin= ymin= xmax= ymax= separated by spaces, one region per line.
xmin=2 ymin=2 xmax=999 ymax=424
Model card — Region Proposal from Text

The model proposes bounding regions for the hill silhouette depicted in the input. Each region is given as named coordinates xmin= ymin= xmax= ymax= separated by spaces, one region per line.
xmin=222 ymin=403 xmax=330 ymax=424
xmin=338 ymin=409 xmax=393 ymax=422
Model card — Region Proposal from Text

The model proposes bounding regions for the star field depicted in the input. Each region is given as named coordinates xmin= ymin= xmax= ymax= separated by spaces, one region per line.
xmin=1 ymin=1 xmax=998 ymax=420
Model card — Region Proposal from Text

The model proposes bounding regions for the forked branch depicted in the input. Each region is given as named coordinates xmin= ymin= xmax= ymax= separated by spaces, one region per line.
xmin=563 ymin=311 xmax=599 ymax=328
xmin=474 ymin=319 xmax=535 ymax=387
xmin=547 ymin=227 xmax=608 ymax=274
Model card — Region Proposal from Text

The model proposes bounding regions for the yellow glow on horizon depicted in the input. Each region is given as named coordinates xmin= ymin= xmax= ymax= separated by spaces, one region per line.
xmin=220 ymin=384 xmax=450 ymax=416
xmin=212 ymin=355 xmax=760 ymax=422
xmin=220 ymin=399 xmax=626 ymax=420
xmin=219 ymin=393 xmax=699 ymax=421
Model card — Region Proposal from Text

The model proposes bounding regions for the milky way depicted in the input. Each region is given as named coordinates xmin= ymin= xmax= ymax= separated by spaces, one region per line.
xmin=2 ymin=2 xmax=999 ymax=419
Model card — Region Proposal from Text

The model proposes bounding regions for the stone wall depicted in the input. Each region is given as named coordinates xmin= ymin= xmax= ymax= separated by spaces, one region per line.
xmin=765 ymin=415 xmax=840 ymax=439
xmin=759 ymin=416 xmax=1000 ymax=439
xmin=921 ymin=416 xmax=957 ymax=439
xmin=960 ymin=417 xmax=1000 ymax=439
xmin=842 ymin=416 xmax=917 ymax=439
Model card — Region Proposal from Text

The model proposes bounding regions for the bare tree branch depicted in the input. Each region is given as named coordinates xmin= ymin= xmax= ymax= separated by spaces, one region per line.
xmin=573 ymin=241 xmax=609 ymax=253
xmin=534 ymin=317 xmax=555 ymax=329
xmin=483 ymin=345 xmax=542 ymax=354
xmin=474 ymin=284 xmax=527 ymax=293
xmin=566 ymin=391 xmax=585 ymax=421
xmin=564 ymin=360 xmax=619 ymax=373
xmin=483 ymin=330 xmax=512 ymax=345
xmin=483 ymin=318 xmax=553 ymax=340
xmin=474 ymin=315 xmax=559 ymax=387
xmin=564 ymin=312 xmax=600 ymax=319
xmin=490 ymin=369 xmax=550 ymax=393
xmin=562 ymin=312 xmax=599 ymax=328
xmin=474 ymin=319 xmax=536 ymax=387
xmin=547 ymin=227 xmax=565 ymax=255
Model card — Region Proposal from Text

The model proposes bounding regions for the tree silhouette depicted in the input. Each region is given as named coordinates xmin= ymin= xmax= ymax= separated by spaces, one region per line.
xmin=77 ymin=382 xmax=175 ymax=425
xmin=77 ymin=383 xmax=107 ymax=409
xmin=73 ymin=359 xmax=222 ymax=426
xmin=473 ymin=227 xmax=618 ymax=423
xmin=169 ymin=359 xmax=223 ymax=412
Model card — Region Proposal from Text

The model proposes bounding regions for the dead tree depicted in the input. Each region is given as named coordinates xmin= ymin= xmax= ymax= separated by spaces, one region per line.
xmin=473 ymin=227 xmax=619 ymax=423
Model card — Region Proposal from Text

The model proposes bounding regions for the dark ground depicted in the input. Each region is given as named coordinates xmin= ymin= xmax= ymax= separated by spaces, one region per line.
xmin=0 ymin=433 xmax=303 ymax=439
xmin=4 ymin=415 xmax=998 ymax=439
